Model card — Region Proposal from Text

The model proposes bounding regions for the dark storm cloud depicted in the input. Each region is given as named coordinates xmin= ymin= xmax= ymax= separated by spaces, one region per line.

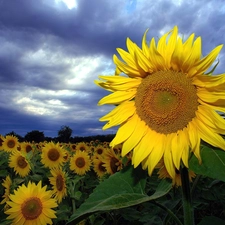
xmin=0 ymin=0 xmax=225 ymax=137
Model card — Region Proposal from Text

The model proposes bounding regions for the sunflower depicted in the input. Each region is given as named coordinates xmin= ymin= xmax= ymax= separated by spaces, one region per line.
xmin=96 ymin=26 xmax=225 ymax=180
xmin=70 ymin=150 xmax=91 ymax=175
xmin=76 ymin=142 xmax=90 ymax=153
xmin=20 ymin=142 xmax=33 ymax=154
xmin=102 ymin=148 xmax=122 ymax=175
xmin=93 ymin=157 xmax=107 ymax=178
xmin=0 ymin=176 xmax=12 ymax=208
xmin=93 ymin=145 xmax=106 ymax=159
xmin=0 ymin=135 xmax=5 ymax=151
xmin=9 ymin=151 xmax=31 ymax=177
xmin=5 ymin=181 xmax=57 ymax=225
xmin=49 ymin=167 xmax=67 ymax=203
xmin=41 ymin=141 xmax=66 ymax=168
xmin=2 ymin=135 xmax=20 ymax=152
xmin=157 ymin=159 xmax=196 ymax=186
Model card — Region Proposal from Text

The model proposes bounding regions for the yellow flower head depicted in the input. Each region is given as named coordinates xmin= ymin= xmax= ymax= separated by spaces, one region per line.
xmin=102 ymin=148 xmax=122 ymax=175
xmin=2 ymin=135 xmax=20 ymax=152
xmin=157 ymin=159 xmax=196 ymax=186
xmin=49 ymin=167 xmax=67 ymax=204
xmin=93 ymin=157 xmax=107 ymax=178
xmin=5 ymin=181 xmax=57 ymax=225
xmin=70 ymin=150 xmax=91 ymax=175
xmin=20 ymin=142 xmax=34 ymax=154
xmin=96 ymin=26 xmax=225 ymax=180
xmin=0 ymin=175 xmax=12 ymax=207
xmin=9 ymin=151 xmax=31 ymax=177
xmin=41 ymin=141 xmax=66 ymax=168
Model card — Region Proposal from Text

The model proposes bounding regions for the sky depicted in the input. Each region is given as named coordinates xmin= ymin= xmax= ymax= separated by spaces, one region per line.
xmin=0 ymin=0 xmax=225 ymax=138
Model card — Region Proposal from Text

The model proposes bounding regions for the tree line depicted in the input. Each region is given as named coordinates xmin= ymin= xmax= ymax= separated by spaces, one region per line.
xmin=4 ymin=126 xmax=115 ymax=143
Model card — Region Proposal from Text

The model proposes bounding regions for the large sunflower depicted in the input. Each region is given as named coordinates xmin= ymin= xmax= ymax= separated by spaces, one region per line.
xmin=49 ymin=167 xmax=67 ymax=203
xmin=96 ymin=26 xmax=225 ymax=180
xmin=41 ymin=141 xmax=66 ymax=168
xmin=9 ymin=151 xmax=31 ymax=177
xmin=5 ymin=181 xmax=57 ymax=225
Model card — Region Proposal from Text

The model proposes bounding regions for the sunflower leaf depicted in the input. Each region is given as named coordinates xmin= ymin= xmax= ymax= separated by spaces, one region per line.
xmin=67 ymin=165 xmax=172 ymax=224
xmin=189 ymin=144 xmax=225 ymax=182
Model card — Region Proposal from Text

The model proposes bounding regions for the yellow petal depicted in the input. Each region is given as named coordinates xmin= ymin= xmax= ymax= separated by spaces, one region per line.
xmin=142 ymin=29 xmax=150 ymax=58
xmin=122 ymin=117 xmax=148 ymax=156
xmin=187 ymin=120 xmax=201 ymax=163
xmin=188 ymin=45 xmax=223 ymax=77
xmin=132 ymin=128 xmax=159 ymax=167
xmin=164 ymin=26 xmax=178 ymax=68
xmin=113 ymin=54 xmax=143 ymax=77
xmin=171 ymin=37 xmax=183 ymax=71
xmin=98 ymin=89 xmax=136 ymax=105
xmin=163 ymin=134 xmax=176 ymax=178
xmin=102 ymin=102 xmax=136 ymax=129
xmin=146 ymin=134 xmax=165 ymax=175
xmin=182 ymin=37 xmax=201 ymax=73
xmin=171 ymin=133 xmax=183 ymax=170
xmin=194 ymin=118 xmax=225 ymax=150
xmin=196 ymin=105 xmax=225 ymax=134
xmin=110 ymin=114 xmax=138 ymax=148
xmin=100 ymin=101 xmax=135 ymax=121
xmin=192 ymin=73 xmax=225 ymax=90
xmin=149 ymin=38 xmax=166 ymax=71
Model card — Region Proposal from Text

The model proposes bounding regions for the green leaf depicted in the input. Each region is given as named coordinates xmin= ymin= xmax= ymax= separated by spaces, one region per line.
xmin=198 ymin=216 xmax=225 ymax=225
xmin=67 ymin=165 xmax=172 ymax=224
xmin=189 ymin=145 xmax=225 ymax=182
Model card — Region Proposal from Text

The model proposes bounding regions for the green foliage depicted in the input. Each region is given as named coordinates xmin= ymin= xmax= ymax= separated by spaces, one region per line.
xmin=67 ymin=166 xmax=172 ymax=224
xmin=189 ymin=145 xmax=225 ymax=182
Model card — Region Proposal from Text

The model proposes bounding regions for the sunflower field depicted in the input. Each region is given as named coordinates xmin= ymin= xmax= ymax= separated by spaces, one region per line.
xmin=2 ymin=26 xmax=225 ymax=225
xmin=1 ymin=134 xmax=225 ymax=225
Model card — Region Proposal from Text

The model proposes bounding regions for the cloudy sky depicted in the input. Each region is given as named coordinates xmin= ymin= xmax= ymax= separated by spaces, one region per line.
xmin=0 ymin=0 xmax=225 ymax=138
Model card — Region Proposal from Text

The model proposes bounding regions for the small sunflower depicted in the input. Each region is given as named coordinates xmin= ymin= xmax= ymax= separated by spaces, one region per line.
xmin=5 ymin=181 xmax=57 ymax=225
xmin=96 ymin=26 xmax=225 ymax=180
xmin=70 ymin=150 xmax=91 ymax=175
xmin=41 ymin=141 xmax=66 ymax=168
xmin=102 ymin=148 xmax=122 ymax=175
xmin=9 ymin=151 xmax=31 ymax=177
xmin=2 ymin=135 xmax=20 ymax=152
xmin=49 ymin=167 xmax=67 ymax=203
xmin=0 ymin=135 xmax=5 ymax=151
xmin=20 ymin=142 xmax=33 ymax=154
xmin=93 ymin=145 xmax=106 ymax=159
xmin=76 ymin=142 xmax=90 ymax=153
xmin=157 ymin=160 xmax=196 ymax=187
xmin=93 ymin=157 xmax=107 ymax=178
xmin=0 ymin=176 xmax=12 ymax=207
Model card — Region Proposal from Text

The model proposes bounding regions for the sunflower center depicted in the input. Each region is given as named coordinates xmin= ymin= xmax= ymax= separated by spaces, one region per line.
xmin=17 ymin=156 xmax=28 ymax=169
xmin=135 ymin=70 xmax=198 ymax=134
xmin=21 ymin=197 xmax=43 ymax=220
xmin=97 ymin=148 xmax=103 ymax=154
xmin=7 ymin=140 xmax=15 ymax=148
xmin=99 ymin=162 xmax=107 ymax=172
xmin=48 ymin=149 xmax=60 ymax=161
xmin=75 ymin=157 xmax=85 ymax=168
xmin=56 ymin=174 xmax=64 ymax=191
xmin=26 ymin=145 xmax=32 ymax=153
xmin=110 ymin=157 xmax=120 ymax=174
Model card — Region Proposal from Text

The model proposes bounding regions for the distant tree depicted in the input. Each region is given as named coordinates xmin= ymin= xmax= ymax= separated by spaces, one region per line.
xmin=57 ymin=126 xmax=73 ymax=143
xmin=5 ymin=131 xmax=24 ymax=142
xmin=24 ymin=130 xmax=45 ymax=143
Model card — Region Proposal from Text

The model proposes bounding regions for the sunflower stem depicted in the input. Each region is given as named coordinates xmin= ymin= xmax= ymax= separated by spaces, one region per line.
xmin=71 ymin=197 xmax=76 ymax=214
xmin=180 ymin=166 xmax=194 ymax=225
